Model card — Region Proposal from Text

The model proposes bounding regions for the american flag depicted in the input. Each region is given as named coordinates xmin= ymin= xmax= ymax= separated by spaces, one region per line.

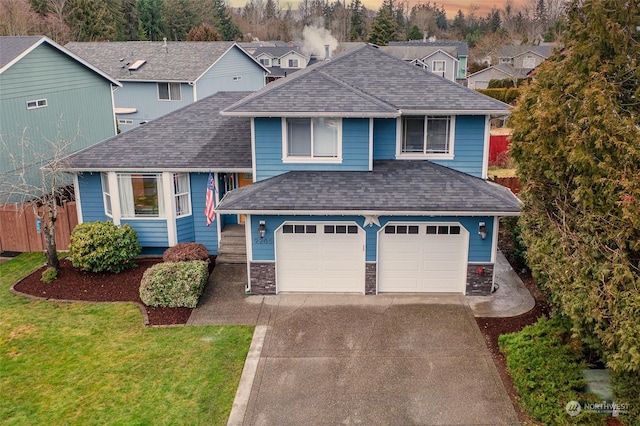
xmin=205 ymin=173 xmax=216 ymax=226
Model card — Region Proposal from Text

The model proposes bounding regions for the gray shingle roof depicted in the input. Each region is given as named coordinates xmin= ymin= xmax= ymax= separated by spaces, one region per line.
xmin=0 ymin=36 xmax=43 ymax=69
xmin=380 ymin=45 xmax=458 ymax=61
xmin=217 ymin=160 xmax=521 ymax=214
xmin=252 ymin=46 xmax=307 ymax=59
xmin=388 ymin=40 xmax=469 ymax=56
xmin=222 ymin=45 xmax=510 ymax=116
xmin=64 ymin=92 xmax=252 ymax=171
xmin=499 ymin=44 xmax=558 ymax=59
xmin=64 ymin=41 xmax=265 ymax=81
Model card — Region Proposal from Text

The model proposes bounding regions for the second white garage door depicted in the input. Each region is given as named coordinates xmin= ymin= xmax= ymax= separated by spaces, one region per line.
xmin=378 ymin=223 xmax=468 ymax=293
xmin=276 ymin=223 xmax=365 ymax=293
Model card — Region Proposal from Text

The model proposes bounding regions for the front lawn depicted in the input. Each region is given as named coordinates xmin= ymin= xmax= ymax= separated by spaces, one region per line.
xmin=0 ymin=253 xmax=253 ymax=425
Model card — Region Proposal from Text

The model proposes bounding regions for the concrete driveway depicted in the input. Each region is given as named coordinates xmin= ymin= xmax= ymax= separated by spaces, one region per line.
xmin=233 ymin=295 xmax=519 ymax=425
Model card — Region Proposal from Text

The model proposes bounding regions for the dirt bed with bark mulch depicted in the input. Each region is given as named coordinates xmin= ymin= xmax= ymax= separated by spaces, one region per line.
xmin=12 ymin=258 xmax=192 ymax=326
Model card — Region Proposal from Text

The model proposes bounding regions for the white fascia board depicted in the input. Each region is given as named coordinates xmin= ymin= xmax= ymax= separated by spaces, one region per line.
xmin=215 ymin=209 xmax=521 ymax=216
xmin=63 ymin=167 xmax=252 ymax=173
xmin=401 ymin=109 xmax=511 ymax=115
xmin=220 ymin=111 xmax=400 ymax=118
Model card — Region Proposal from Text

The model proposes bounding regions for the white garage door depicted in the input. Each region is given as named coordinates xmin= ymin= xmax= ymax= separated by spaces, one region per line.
xmin=276 ymin=223 xmax=365 ymax=293
xmin=378 ymin=223 xmax=468 ymax=293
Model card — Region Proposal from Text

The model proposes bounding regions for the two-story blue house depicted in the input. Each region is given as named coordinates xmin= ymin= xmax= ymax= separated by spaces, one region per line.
xmin=65 ymin=41 xmax=268 ymax=132
xmin=64 ymin=45 xmax=520 ymax=296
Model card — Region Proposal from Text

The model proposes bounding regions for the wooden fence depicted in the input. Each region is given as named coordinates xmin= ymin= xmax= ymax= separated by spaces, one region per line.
xmin=491 ymin=176 xmax=522 ymax=195
xmin=0 ymin=201 xmax=78 ymax=253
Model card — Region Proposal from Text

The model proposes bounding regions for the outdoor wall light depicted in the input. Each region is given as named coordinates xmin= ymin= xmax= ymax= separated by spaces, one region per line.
xmin=478 ymin=222 xmax=488 ymax=240
xmin=258 ymin=221 xmax=266 ymax=239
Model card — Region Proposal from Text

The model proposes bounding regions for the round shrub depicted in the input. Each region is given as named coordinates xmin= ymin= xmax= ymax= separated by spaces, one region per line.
xmin=139 ymin=260 xmax=209 ymax=308
xmin=163 ymin=243 xmax=210 ymax=263
xmin=69 ymin=221 xmax=141 ymax=273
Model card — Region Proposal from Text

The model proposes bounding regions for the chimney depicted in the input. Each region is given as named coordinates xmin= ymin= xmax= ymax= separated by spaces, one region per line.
xmin=163 ymin=37 xmax=168 ymax=53
xmin=324 ymin=44 xmax=330 ymax=61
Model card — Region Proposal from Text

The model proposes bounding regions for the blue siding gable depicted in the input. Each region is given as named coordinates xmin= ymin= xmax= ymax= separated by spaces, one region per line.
xmin=196 ymin=46 xmax=265 ymax=97
xmin=254 ymin=117 xmax=370 ymax=181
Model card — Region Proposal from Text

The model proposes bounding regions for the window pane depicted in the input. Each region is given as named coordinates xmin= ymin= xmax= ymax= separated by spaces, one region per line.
xmin=169 ymin=83 xmax=181 ymax=101
xmin=295 ymin=224 xmax=305 ymax=233
xmin=324 ymin=225 xmax=334 ymax=234
xmin=131 ymin=175 xmax=159 ymax=216
xmin=101 ymin=173 xmax=112 ymax=216
xmin=397 ymin=225 xmax=407 ymax=234
xmin=426 ymin=226 xmax=437 ymax=234
xmin=438 ymin=225 xmax=449 ymax=234
xmin=158 ymin=83 xmax=169 ymax=100
xmin=283 ymin=225 xmax=294 ymax=233
xmin=426 ymin=117 xmax=450 ymax=153
xmin=335 ymin=225 xmax=347 ymax=234
xmin=403 ymin=117 xmax=425 ymax=152
xmin=385 ymin=226 xmax=395 ymax=234
xmin=450 ymin=226 xmax=461 ymax=234
xmin=347 ymin=226 xmax=358 ymax=234
xmin=313 ymin=118 xmax=338 ymax=157
xmin=408 ymin=226 xmax=419 ymax=234
xmin=306 ymin=225 xmax=316 ymax=233
xmin=287 ymin=118 xmax=311 ymax=156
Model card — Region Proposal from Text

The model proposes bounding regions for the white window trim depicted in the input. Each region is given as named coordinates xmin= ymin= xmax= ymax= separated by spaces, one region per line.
xmin=432 ymin=60 xmax=446 ymax=77
xmin=101 ymin=172 xmax=113 ymax=218
xmin=281 ymin=117 xmax=343 ymax=163
xmin=173 ymin=172 xmax=192 ymax=218
xmin=116 ymin=173 xmax=166 ymax=220
xmin=27 ymin=98 xmax=47 ymax=109
xmin=396 ymin=115 xmax=456 ymax=160
xmin=157 ymin=82 xmax=182 ymax=101
xmin=287 ymin=58 xmax=299 ymax=68
xmin=259 ymin=57 xmax=271 ymax=67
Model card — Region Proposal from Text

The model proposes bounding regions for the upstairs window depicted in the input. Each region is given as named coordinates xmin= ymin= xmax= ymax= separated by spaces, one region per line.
xmin=432 ymin=60 xmax=446 ymax=78
xmin=259 ymin=58 xmax=271 ymax=66
xmin=27 ymin=99 xmax=47 ymax=109
xmin=158 ymin=82 xmax=181 ymax=101
xmin=285 ymin=118 xmax=341 ymax=161
xmin=401 ymin=116 xmax=453 ymax=158
xmin=288 ymin=58 xmax=299 ymax=68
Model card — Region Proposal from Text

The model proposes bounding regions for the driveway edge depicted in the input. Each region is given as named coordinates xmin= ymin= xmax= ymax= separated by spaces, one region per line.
xmin=227 ymin=325 xmax=267 ymax=426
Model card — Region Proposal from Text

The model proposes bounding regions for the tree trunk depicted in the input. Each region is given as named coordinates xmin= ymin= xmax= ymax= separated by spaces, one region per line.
xmin=42 ymin=203 xmax=60 ymax=270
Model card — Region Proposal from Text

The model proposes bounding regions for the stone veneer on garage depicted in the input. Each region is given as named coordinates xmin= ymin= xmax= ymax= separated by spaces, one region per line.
xmin=466 ymin=264 xmax=494 ymax=296
xmin=249 ymin=262 xmax=276 ymax=295
xmin=249 ymin=261 xmax=494 ymax=296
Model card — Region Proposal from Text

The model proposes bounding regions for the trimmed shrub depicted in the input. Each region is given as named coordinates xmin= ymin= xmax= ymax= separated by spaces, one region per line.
xmin=69 ymin=221 xmax=142 ymax=273
xmin=139 ymin=260 xmax=208 ymax=308
xmin=41 ymin=267 xmax=58 ymax=283
xmin=163 ymin=243 xmax=210 ymax=263
xmin=499 ymin=316 xmax=603 ymax=424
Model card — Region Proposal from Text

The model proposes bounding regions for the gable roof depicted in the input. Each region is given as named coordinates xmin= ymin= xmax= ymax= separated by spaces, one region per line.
xmin=252 ymin=46 xmax=309 ymax=60
xmin=216 ymin=160 xmax=521 ymax=215
xmin=63 ymin=91 xmax=252 ymax=172
xmin=0 ymin=36 xmax=120 ymax=86
xmin=388 ymin=40 xmax=469 ymax=56
xmin=380 ymin=45 xmax=459 ymax=61
xmin=222 ymin=45 xmax=510 ymax=117
xmin=64 ymin=41 xmax=268 ymax=82
xmin=468 ymin=64 xmax=532 ymax=79
xmin=499 ymin=44 xmax=557 ymax=59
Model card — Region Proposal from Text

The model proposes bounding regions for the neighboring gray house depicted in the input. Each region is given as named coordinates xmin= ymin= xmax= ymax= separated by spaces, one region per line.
xmin=467 ymin=64 xmax=532 ymax=89
xmin=65 ymin=41 xmax=268 ymax=132
xmin=498 ymin=44 xmax=557 ymax=69
xmin=250 ymin=46 xmax=312 ymax=82
xmin=381 ymin=41 xmax=469 ymax=82
xmin=0 ymin=36 xmax=120 ymax=203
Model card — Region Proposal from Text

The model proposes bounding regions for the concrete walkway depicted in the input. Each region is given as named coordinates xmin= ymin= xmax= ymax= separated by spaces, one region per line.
xmin=188 ymin=251 xmax=533 ymax=425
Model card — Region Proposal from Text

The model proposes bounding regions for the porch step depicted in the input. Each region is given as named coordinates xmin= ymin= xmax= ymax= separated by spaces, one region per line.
xmin=217 ymin=225 xmax=247 ymax=264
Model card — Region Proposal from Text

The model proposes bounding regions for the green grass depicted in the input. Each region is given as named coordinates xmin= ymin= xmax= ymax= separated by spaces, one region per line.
xmin=1 ymin=253 xmax=253 ymax=425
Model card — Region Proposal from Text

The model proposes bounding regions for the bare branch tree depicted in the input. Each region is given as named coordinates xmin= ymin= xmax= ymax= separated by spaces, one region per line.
xmin=0 ymin=119 xmax=79 ymax=269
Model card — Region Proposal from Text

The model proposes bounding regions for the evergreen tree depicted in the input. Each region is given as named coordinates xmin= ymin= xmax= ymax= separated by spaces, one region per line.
xmin=211 ymin=0 xmax=242 ymax=40
xmin=348 ymin=0 xmax=364 ymax=41
xmin=119 ymin=0 xmax=140 ymax=40
xmin=367 ymin=0 xmax=396 ymax=45
xmin=406 ymin=24 xmax=422 ymax=41
xmin=137 ymin=0 xmax=164 ymax=40
xmin=509 ymin=2 xmax=640 ymax=419
xmin=65 ymin=0 xmax=122 ymax=41
xmin=165 ymin=0 xmax=197 ymax=40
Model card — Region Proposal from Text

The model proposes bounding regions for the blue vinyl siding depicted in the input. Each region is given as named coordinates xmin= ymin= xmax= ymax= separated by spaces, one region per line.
xmin=190 ymin=173 xmax=219 ymax=253
xmin=121 ymin=219 xmax=168 ymax=247
xmin=251 ymin=214 xmax=493 ymax=263
xmin=254 ymin=118 xmax=370 ymax=181
xmin=176 ymin=215 xmax=195 ymax=243
xmin=114 ymin=81 xmax=194 ymax=130
xmin=77 ymin=173 xmax=108 ymax=222
xmin=431 ymin=115 xmax=486 ymax=177
xmin=196 ymin=46 xmax=265 ymax=97
xmin=372 ymin=118 xmax=397 ymax=160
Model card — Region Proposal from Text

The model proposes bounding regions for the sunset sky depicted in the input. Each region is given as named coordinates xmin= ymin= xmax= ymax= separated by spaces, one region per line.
xmin=228 ymin=0 xmax=527 ymax=19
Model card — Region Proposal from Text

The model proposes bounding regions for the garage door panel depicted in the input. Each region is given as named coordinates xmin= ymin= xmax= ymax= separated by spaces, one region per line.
xmin=379 ymin=223 xmax=468 ymax=293
xmin=276 ymin=223 xmax=365 ymax=293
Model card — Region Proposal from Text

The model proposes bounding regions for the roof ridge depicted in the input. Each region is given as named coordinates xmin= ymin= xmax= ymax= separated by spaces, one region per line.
xmin=316 ymin=70 xmax=398 ymax=112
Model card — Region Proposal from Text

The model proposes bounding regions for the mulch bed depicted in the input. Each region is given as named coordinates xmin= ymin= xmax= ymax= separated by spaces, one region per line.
xmin=12 ymin=258 xmax=192 ymax=326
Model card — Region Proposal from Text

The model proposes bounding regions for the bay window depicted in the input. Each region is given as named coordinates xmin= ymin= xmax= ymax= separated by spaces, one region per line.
xmin=118 ymin=173 xmax=164 ymax=218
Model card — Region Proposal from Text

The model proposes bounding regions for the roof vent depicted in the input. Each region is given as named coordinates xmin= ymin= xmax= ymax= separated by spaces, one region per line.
xmin=128 ymin=60 xmax=146 ymax=71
